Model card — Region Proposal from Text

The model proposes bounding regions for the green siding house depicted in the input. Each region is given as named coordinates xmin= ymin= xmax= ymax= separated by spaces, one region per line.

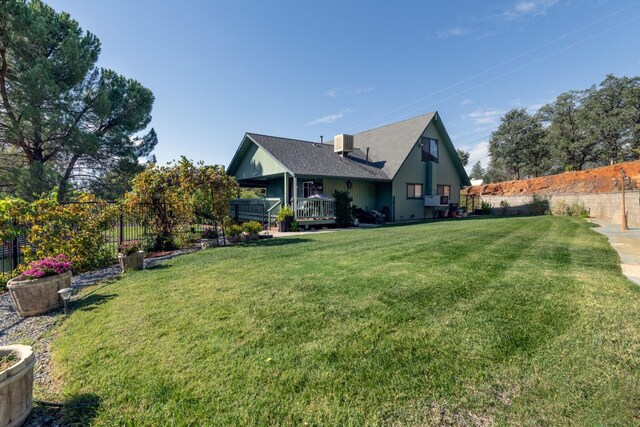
xmin=227 ymin=112 xmax=470 ymax=224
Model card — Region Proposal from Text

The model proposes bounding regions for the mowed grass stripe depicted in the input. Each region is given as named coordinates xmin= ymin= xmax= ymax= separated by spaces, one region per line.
xmin=51 ymin=217 xmax=640 ymax=426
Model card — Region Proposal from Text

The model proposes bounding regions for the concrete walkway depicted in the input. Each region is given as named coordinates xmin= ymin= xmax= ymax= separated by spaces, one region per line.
xmin=590 ymin=219 xmax=640 ymax=285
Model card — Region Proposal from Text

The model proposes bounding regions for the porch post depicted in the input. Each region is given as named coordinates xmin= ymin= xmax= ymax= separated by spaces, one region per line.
xmin=283 ymin=172 xmax=288 ymax=207
xmin=293 ymin=175 xmax=298 ymax=219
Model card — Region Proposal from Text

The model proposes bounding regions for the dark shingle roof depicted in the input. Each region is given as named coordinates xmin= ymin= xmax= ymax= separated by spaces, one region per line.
xmin=229 ymin=112 xmax=469 ymax=185
xmin=246 ymin=133 xmax=390 ymax=180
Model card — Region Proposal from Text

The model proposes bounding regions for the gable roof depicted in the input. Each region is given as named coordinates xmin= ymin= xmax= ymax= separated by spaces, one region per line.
xmin=241 ymin=134 xmax=390 ymax=180
xmin=348 ymin=112 xmax=435 ymax=179
xmin=227 ymin=112 xmax=470 ymax=185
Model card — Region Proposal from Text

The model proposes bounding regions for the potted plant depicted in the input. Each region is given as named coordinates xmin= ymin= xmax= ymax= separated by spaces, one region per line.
xmin=7 ymin=254 xmax=72 ymax=317
xmin=201 ymin=227 xmax=219 ymax=248
xmin=276 ymin=206 xmax=294 ymax=232
xmin=0 ymin=345 xmax=36 ymax=427
xmin=118 ymin=241 xmax=145 ymax=273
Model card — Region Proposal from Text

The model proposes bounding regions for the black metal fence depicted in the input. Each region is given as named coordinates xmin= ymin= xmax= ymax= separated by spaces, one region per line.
xmin=1 ymin=202 xmax=217 ymax=276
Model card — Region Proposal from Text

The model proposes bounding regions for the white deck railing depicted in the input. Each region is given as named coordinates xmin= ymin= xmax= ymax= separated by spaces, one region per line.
xmin=295 ymin=197 xmax=336 ymax=220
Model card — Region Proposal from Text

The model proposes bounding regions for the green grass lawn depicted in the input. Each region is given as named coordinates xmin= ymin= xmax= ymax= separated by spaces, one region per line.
xmin=51 ymin=216 xmax=640 ymax=425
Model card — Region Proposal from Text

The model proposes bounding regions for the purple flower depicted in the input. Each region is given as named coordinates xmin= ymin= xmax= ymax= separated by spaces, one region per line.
xmin=18 ymin=254 xmax=72 ymax=281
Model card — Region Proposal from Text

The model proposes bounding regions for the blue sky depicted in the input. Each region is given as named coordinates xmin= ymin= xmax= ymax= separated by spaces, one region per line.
xmin=46 ymin=0 xmax=640 ymax=171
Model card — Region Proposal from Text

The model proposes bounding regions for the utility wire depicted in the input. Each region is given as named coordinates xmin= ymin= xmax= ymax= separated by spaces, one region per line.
xmin=343 ymin=2 xmax=640 ymax=134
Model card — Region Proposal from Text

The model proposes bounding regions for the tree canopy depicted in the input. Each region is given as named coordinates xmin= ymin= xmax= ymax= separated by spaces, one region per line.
xmin=0 ymin=0 xmax=156 ymax=200
xmin=485 ymin=74 xmax=640 ymax=182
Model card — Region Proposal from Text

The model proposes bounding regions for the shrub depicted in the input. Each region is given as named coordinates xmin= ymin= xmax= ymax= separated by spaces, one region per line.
xmin=201 ymin=228 xmax=218 ymax=239
xmin=568 ymin=200 xmax=590 ymax=218
xmin=140 ymin=234 xmax=158 ymax=253
xmin=16 ymin=254 xmax=72 ymax=281
xmin=0 ymin=273 xmax=9 ymax=292
xmin=529 ymin=195 xmax=549 ymax=216
xmin=242 ymin=221 xmax=263 ymax=235
xmin=551 ymin=199 xmax=589 ymax=218
xmin=480 ymin=201 xmax=492 ymax=215
xmin=290 ymin=220 xmax=299 ymax=232
xmin=499 ymin=200 xmax=510 ymax=215
xmin=25 ymin=194 xmax=118 ymax=272
xmin=276 ymin=206 xmax=294 ymax=222
xmin=552 ymin=200 xmax=569 ymax=216
xmin=333 ymin=190 xmax=353 ymax=227
xmin=228 ymin=224 xmax=243 ymax=237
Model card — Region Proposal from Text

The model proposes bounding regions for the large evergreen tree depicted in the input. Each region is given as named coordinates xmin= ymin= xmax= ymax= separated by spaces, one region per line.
xmin=488 ymin=108 xmax=546 ymax=180
xmin=539 ymin=91 xmax=596 ymax=171
xmin=0 ymin=0 xmax=156 ymax=200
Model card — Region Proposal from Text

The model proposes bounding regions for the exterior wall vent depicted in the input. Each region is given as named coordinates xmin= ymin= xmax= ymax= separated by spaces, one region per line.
xmin=334 ymin=134 xmax=354 ymax=156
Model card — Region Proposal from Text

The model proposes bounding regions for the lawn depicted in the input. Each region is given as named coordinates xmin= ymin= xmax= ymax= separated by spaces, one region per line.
xmin=51 ymin=216 xmax=640 ymax=425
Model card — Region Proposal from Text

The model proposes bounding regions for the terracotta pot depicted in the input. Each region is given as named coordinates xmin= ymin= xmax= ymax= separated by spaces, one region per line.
xmin=118 ymin=251 xmax=145 ymax=273
xmin=0 ymin=345 xmax=35 ymax=427
xmin=7 ymin=270 xmax=72 ymax=317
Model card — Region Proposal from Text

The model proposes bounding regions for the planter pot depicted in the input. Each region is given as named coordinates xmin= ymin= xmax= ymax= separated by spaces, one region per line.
xmin=118 ymin=251 xmax=145 ymax=273
xmin=7 ymin=270 xmax=72 ymax=317
xmin=0 ymin=345 xmax=35 ymax=427
xmin=201 ymin=238 xmax=219 ymax=249
xmin=278 ymin=216 xmax=293 ymax=232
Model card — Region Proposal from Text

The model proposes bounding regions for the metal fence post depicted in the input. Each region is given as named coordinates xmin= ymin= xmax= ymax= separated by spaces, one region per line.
xmin=11 ymin=219 xmax=19 ymax=271
xmin=119 ymin=211 xmax=125 ymax=245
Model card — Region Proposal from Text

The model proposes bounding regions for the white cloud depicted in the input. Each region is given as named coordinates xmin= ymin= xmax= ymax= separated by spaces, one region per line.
xmin=307 ymin=109 xmax=354 ymax=126
xmin=324 ymin=87 xmax=374 ymax=98
xmin=437 ymin=27 xmax=471 ymax=39
xmin=463 ymin=109 xmax=504 ymax=126
xmin=502 ymin=0 xmax=560 ymax=20
xmin=352 ymin=87 xmax=374 ymax=95
xmin=460 ymin=99 xmax=474 ymax=106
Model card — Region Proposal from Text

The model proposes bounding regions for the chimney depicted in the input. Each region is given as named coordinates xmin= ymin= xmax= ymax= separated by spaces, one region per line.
xmin=365 ymin=147 xmax=370 ymax=164
xmin=320 ymin=135 xmax=323 ymax=144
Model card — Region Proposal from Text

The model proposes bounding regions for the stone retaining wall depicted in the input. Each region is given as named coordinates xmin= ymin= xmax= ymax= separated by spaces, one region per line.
xmin=478 ymin=191 xmax=640 ymax=227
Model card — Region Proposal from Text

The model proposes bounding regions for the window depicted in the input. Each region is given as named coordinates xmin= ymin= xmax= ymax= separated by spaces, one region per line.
xmin=436 ymin=185 xmax=450 ymax=197
xmin=421 ymin=137 xmax=439 ymax=162
xmin=437 ymin=184 xmax=450 ymax=205
xmin=302 ymin=181 xmax=321 ymax=197
xmin=406 ymin=183 xmax=423 ymax=199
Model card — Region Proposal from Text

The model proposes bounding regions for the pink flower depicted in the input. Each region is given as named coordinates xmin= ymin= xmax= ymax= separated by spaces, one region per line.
xmin=18 ymin=255 xmax=72 ymax=281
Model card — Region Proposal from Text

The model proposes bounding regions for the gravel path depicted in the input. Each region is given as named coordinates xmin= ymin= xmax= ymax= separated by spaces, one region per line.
xmin=0 ymin=247 xmax=200 ymax=425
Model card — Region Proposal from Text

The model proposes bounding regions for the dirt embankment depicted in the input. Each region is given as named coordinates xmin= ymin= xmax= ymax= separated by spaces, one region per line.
xmin=467 ymin=160 xmax=640 ymax=196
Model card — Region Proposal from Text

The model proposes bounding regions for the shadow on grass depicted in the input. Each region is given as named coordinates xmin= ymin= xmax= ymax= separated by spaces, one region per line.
xmin=378 ymin=214 xmax=539 ymax=228
xmin=230 ymin=237 xmax=313 ymax=247
xmin=73 ymin=293 xmax=117 ymax=312
xmin=145 ymin=264 xmax=171 ymax=271
xmin=61 ymin=393 xmax=101 ymax=425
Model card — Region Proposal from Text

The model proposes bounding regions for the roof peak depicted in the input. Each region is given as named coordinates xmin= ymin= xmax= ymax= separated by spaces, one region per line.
xmin=353 ymin=112 xmax=436 ymax=135
xmin=246 ymin=132 xmax=331 ymax=145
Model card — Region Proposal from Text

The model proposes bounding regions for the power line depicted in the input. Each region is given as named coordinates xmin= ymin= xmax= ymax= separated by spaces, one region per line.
xmin=343 ymin=2 xmax=640 ymax=134
xmin=387 ymin=13 xmax=640 ymax=128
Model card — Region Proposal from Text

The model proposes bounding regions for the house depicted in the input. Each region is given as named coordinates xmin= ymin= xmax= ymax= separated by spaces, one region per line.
xmin=227 ymin=112 xmax=470 ymax=225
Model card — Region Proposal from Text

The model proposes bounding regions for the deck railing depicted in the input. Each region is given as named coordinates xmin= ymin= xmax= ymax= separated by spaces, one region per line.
xmin=295 ymin=197 xmax=336 ymax=220
xmin=229 ymin=198 xmax=281 ymax=224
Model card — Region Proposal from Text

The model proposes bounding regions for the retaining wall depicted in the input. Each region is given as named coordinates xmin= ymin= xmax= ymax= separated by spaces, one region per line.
xmin=479 ymin=191 xmax=640 ymax=227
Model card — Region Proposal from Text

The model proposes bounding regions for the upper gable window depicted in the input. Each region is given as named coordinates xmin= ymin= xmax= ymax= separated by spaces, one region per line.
xmin=421 ymin=137 xmax=439 ymax=162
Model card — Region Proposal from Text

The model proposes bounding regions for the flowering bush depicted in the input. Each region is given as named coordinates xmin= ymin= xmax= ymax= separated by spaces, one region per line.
xmin=18 ymin=254 xmax=72 ymax=281
xmin=25 ymin=193 xmax=118 ymax=271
